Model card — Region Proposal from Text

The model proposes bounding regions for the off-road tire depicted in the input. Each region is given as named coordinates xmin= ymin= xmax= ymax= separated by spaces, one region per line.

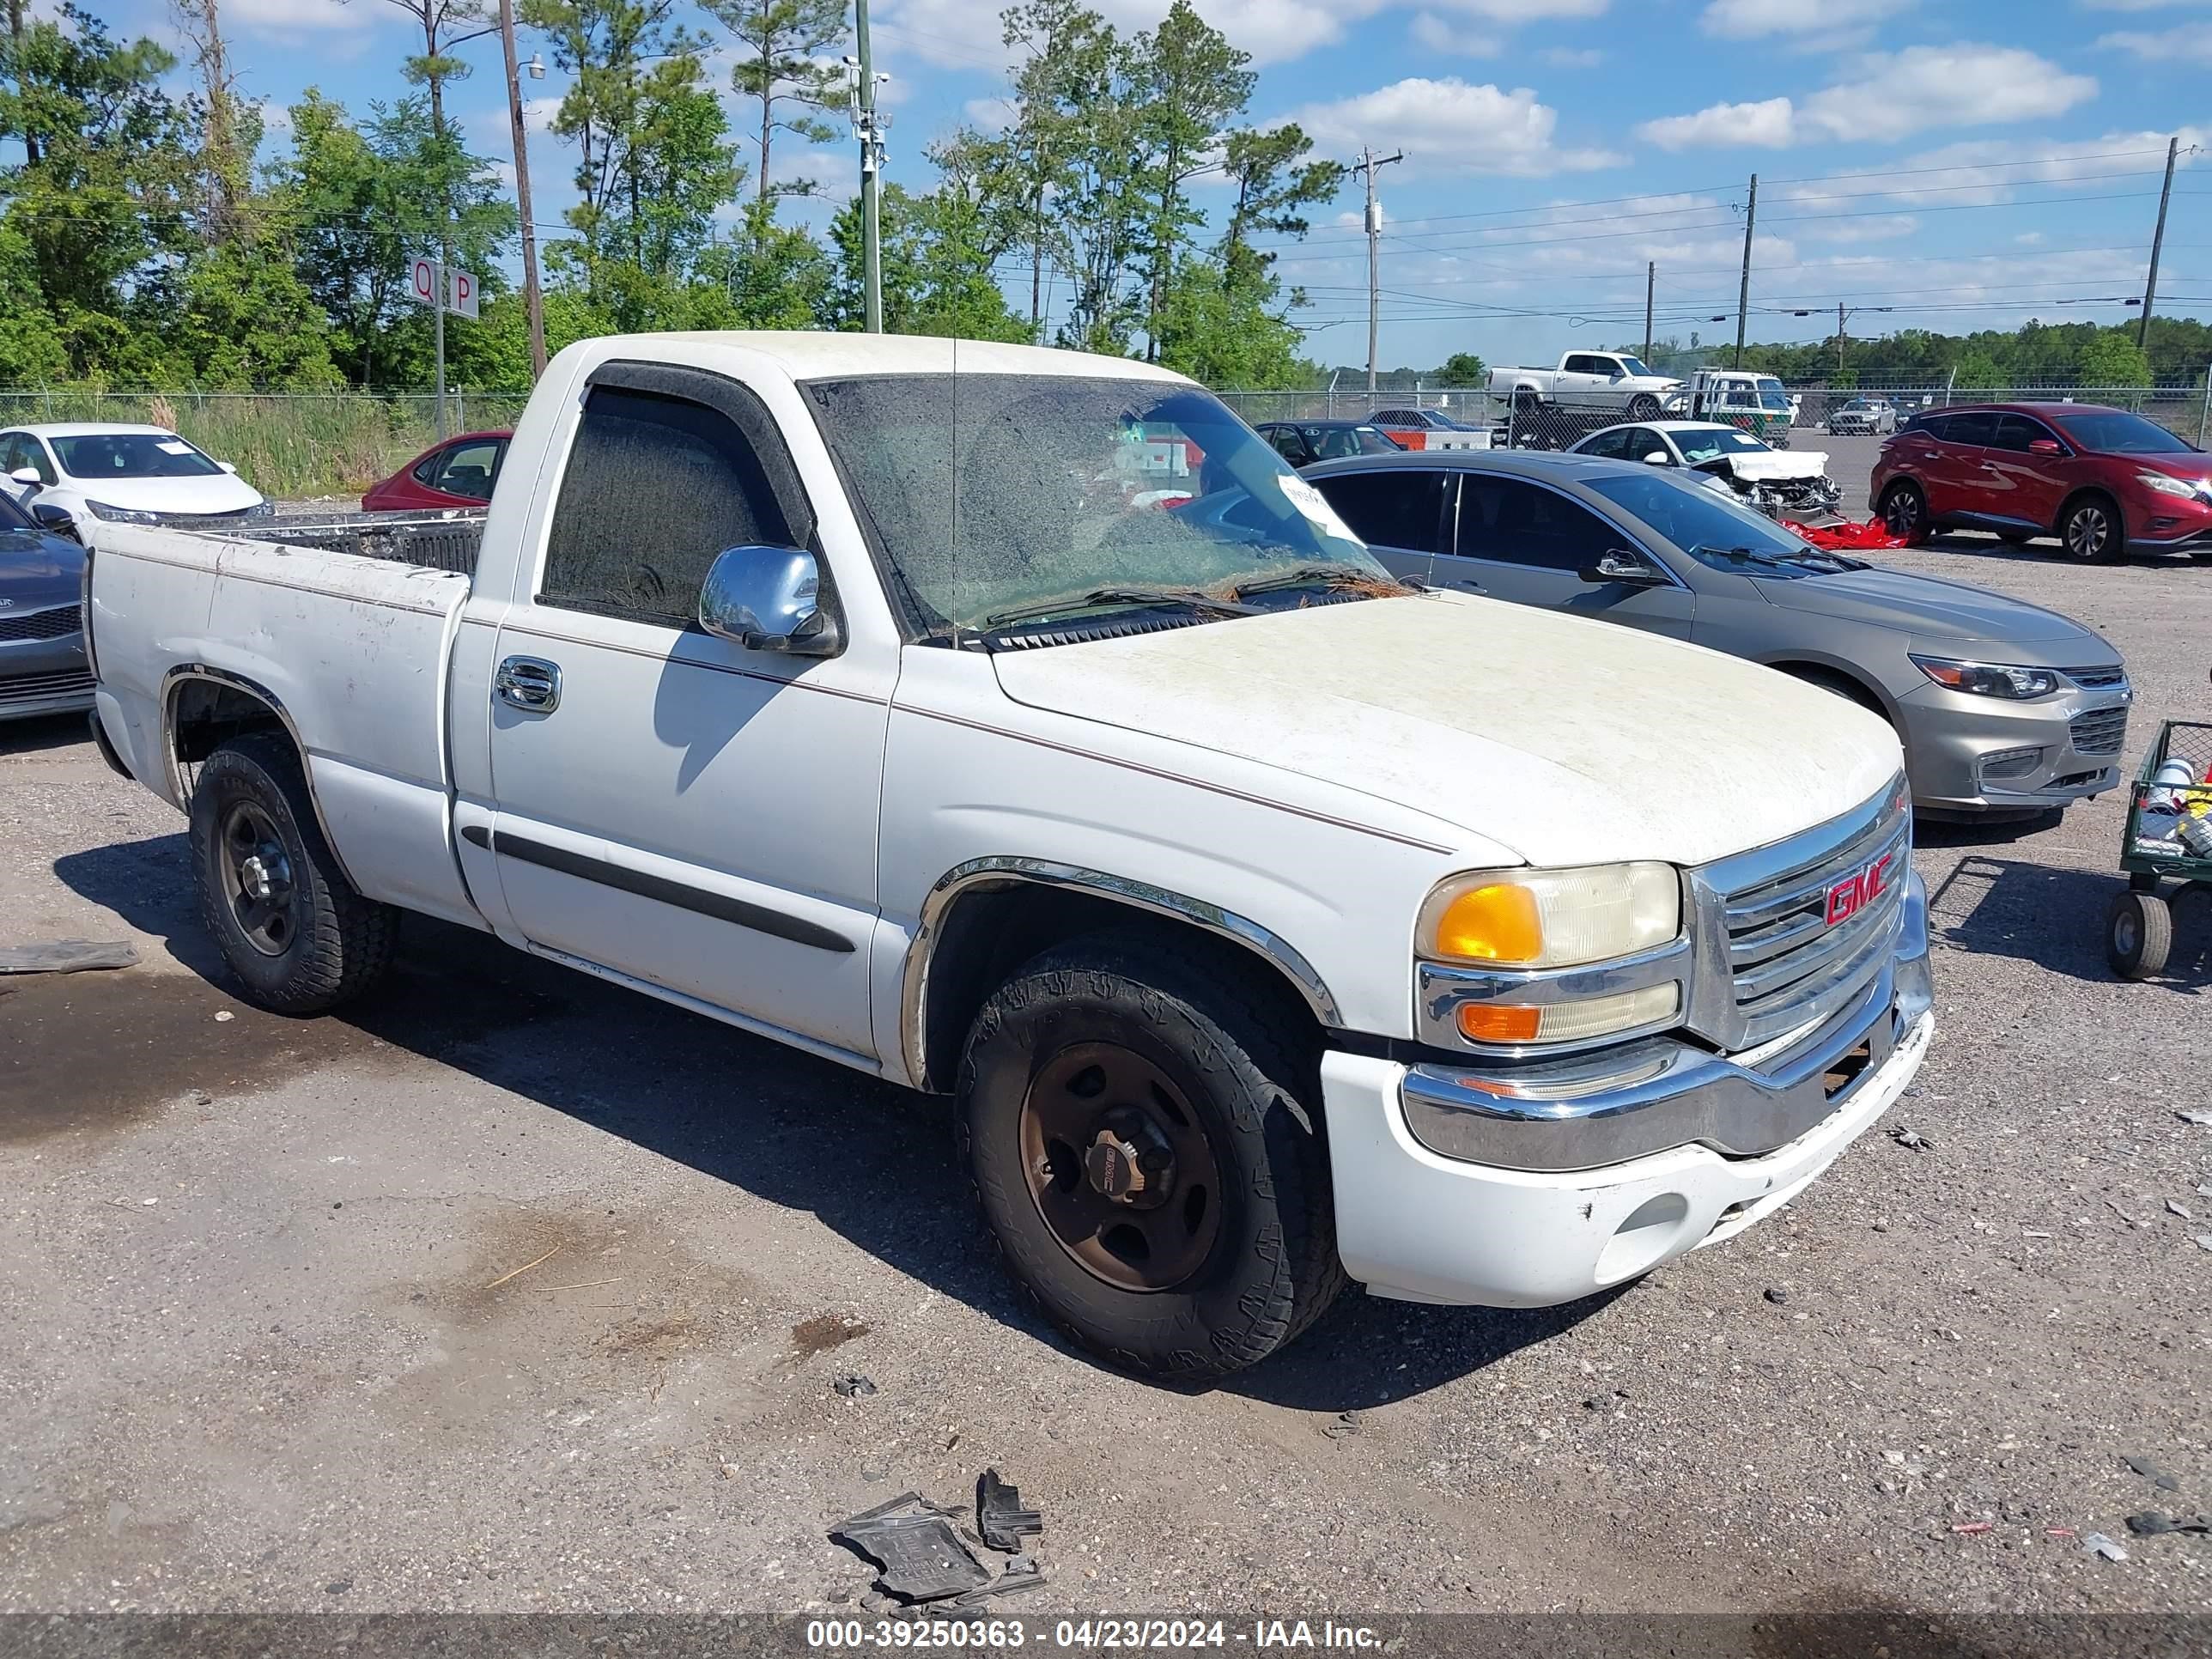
xmin=957 ymin=932 xmax=1346 ymax=1380
xmin=190 ymin=732 xmax=397 ymax=1013
xmin=2106 ymin=890 xmax=2171 ymax=981
xmin=1878 ymin=480 xmax=1931 ymax=546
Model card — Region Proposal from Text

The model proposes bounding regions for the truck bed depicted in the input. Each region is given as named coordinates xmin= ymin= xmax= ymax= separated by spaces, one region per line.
xmin=150 ymin=508 xmax=487 ymax=576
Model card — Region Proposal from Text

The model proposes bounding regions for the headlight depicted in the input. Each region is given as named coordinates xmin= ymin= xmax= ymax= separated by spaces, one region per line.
xmin=241 ymin=500 xmax=275 ymax=520
xmin=1910 ymin=654 xmax=2060 ymax=700
xmin=2136 ymin=471 xmax=2199 ymax=500
xmin=82 ymin=500 xmax=161 ymax=525
xmin=1420 ymin=862 xmax=1679 ymax=969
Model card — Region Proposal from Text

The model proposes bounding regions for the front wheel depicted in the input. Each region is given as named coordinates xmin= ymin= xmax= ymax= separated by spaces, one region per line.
xmin=957 ymin=933 xmax=1344 ymax=1379
xmin=2061 ymin=495 xmax=2124 ymax=564
xmin=2107 ymin=890 xmax=2171 ymax=980
xmin=190 ymin=732 xmax=397 ymax=1013
xmin=1627 ymin=393 xmax=1662 ymax=422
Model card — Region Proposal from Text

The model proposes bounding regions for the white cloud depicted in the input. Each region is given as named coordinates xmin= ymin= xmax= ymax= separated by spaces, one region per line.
xmin=1785 ymin=127 xmax=2207 ymax=208
xmin=1290 ymin=77 xmax=1621 ymax=178
xmin=1699 ymin=0 xmax=1906 ymax=36
xmin=1408 ymin=12 xmax=1501 ymax=53
xmin=226 ymin=0 xmax=366 ymax=34
xmin=2100 ymin=23 xmax=2212 ymax=60
xmin=1638 ymin=96 xmax=1797 ymax=149
xmin=1794 ymin=212 xmax=1918 ymax=244
xmin=1638 ymin=44 xmax=2096 ymax=149
xmin=1420 ymin=0 xmax=1608 ymax=18
xmin=879 ymin=0 xmax=1384 ymax=71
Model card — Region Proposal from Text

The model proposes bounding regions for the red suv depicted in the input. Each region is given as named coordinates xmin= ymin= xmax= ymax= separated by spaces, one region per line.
xmin=1869 ymin=403 xmax=2212 ymax=563
xmin=362 ymin=429 xmax=511 ymax=512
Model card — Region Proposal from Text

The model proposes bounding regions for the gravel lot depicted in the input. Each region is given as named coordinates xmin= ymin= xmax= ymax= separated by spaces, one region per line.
xmin=2 ymin=498 xmax=2209 ymax=1623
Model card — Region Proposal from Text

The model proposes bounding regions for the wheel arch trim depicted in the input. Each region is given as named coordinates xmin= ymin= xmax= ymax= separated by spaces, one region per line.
xmin=899 ymin=856 xmax=1344 ymax=1092
xmin=158 ymin=662 xmax=362 ymax=892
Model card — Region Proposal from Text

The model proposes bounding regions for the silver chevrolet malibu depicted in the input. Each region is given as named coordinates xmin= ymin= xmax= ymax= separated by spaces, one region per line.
xmin=1304 ymin=449 xmax=2131 ymax=820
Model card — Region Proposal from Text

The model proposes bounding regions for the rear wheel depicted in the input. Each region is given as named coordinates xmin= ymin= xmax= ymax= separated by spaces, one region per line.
xmin=957 ymin=933 xmax=1344 ymax=1379
xmin=1627 ymin=393 xmax=1662 ymax=422
xmin=189 ymin=732 xmax=397 ymax=1013
xmin=1878 ymin=480 xmax=1931 ymax=546
xmin=2061 ymin=494 xmax=2124 ymax=564
xmin=2107 ymin=890 xmax=2171 ymax=980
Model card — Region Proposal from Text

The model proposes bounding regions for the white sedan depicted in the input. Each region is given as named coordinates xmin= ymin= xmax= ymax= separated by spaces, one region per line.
xmin=1569 ymin=419 xmax=1842 ymax=519
xmin=0 ymin=422 xmax=270 ymax=544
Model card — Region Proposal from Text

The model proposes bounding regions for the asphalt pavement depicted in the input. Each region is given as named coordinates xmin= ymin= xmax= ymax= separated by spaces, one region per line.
xmin=2 ymin=514 xmax=2209 ymax=1620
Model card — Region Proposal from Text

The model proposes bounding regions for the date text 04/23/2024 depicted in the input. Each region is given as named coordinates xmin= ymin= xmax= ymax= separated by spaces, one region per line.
xmin=804 ymin=1621 xmax=1382 ymax=1650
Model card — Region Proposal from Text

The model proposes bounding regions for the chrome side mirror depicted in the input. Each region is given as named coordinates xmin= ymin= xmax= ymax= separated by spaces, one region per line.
xmin=697 ymin=544 xmax=842 ymax=657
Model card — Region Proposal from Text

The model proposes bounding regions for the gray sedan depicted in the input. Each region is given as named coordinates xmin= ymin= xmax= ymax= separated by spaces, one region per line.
xmin=0 ymin=489 xmax=91 ymax=725
xmin=1304 ymin=450 xmax=2132 ymax=819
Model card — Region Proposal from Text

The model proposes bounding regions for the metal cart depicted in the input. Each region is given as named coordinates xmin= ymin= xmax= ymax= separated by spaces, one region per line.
xmin=2108 ymin=718 xmax=2212 ymax=979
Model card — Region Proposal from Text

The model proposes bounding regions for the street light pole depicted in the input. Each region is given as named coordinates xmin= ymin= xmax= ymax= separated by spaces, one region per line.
xmin=498 ymin=0 xmax=546 ymax=380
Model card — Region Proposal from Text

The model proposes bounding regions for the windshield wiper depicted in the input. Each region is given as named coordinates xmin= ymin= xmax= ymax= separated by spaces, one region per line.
xmin=1230 ymin=564 xmax=1382 ymax=599
xmin=980 ymin=586 xmax=1259 ymax=631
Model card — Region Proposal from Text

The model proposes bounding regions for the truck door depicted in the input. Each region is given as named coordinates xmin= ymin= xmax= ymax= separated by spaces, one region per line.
xmin=480 ymin=362 xmax=890 ymax=1060
xmin=1559 ymin=354 xmax=1611 ymax=408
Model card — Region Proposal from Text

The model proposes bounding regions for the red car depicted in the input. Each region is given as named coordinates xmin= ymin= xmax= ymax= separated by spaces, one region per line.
xmin=362 ymin=429 xmax=511 ymax=512
xmin=1870 ymin=403 xmax=2212 ymax=563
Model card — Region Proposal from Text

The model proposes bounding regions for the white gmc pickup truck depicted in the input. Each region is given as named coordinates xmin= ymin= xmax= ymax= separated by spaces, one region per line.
xmin=85 ymin=332 xmax=1933 ymax=1378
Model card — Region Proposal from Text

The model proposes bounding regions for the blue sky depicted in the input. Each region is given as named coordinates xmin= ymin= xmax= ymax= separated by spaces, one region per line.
xmin=86 ymin=0 xmax=2212 ymax=370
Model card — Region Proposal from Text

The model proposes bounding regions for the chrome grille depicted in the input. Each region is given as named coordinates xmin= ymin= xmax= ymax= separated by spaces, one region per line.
xmin=2069 ymin=706 xmax=2127 ymax=755
xmin=0 ymin=604 xmax=81 ymax=643
xmin=2063 ymin=665 xmax=2127 ymax=690
xmin=0 ymin=667 xmax=93 ymax=704
xmin=1689 ymin=779 xmax=1911 ymax=1053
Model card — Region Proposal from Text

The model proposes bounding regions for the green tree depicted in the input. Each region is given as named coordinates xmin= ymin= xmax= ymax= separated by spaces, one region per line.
xmin=708 ymin=198 xmax=830 ymax=327
xmin=2079 ymin=328 xmax=2152 ymax=389
xmin=1127 ymin=0 xmax=1252 ymax=360
xmin=1437 ymin=350 xmax=1485 ymax=384
xmin=1155 ymin=256 xmax=1310 ymax=387
xmin=994 ymin=0 xmax=1113 ymax=337
xmin=1218 ymin=121 xmax=1340 ymax=279
xmin=706 ymin=0 xmax=846 ymax=234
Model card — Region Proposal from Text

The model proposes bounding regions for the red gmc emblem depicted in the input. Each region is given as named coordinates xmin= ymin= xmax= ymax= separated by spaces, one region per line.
xmin=1826 ymin=854 xmax=1894 ymax=926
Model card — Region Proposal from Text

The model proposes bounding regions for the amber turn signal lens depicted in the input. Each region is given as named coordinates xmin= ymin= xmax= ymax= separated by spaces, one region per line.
xmin=1432 ymin=883 xmax=1545 ymax=964
xmin=1457 ymin=1003 xmax=1542 ymax=1043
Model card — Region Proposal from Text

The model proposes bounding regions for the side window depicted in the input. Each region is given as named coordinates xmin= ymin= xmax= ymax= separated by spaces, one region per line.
xmin=2 ymin=434 xmax=52 ymax=483
xmin=1563 ymin=355 xmax=1604 ymax=376
xmin=1456 ymin=477 xmax=1624 ymax=572
xmin=1989 ymin=414 xmax=2052 ymax=453
xmin=1626 ymin=428 xmax=1668 ymax=462
xmin=538 ymin=386 xmax=798 ymax=627
xmin=1263 ymin=427 xmax=1310 ymax=465
xmin=1310 ymin=470 xmax=1448 ymax=555
xmin=0 ymin=434 xmax=24 ymax=476
xmin=1940 ymin=411 xmax=1995 ymax=448
xmin=432 ymin=439 xmax=502 ymax=500
xmin=1307 ymin=426 xmax=1366 ymax=462
xmin=411 ymin=446 xmax=446 ymax=485
xmin=1577 ymin=428 xmax=1626 ymax=460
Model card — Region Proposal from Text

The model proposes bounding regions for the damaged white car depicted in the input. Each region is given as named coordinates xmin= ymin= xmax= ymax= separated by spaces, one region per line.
xmin=1570 ymin=420 xmax=1842 ymax=520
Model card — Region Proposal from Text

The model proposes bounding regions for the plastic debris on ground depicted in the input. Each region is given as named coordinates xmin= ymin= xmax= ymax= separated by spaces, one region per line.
xmin=0 ymin=939 xmax=139 ymax=975
xmin=2176 ymin=1110 xmax=2212 ymax=1127
xmin=1889 ymin=1126 xmax=1933 ymax=1152
xmin=2123 ymin=1455 xmax=2182 ymax=1491
xmin=830 ymin=1474 xmax=1047 ymax=1611
xmin=831 ymin=1372 xmax=877 ymax=1398
xmin=1780 ymin=518 xmax=1907 ymax=551
xmin=2081 ymin=1532 xmax=2130 ymax=1562
xmin=2126 ymin=1511 xmax=2211 ymax=1536
xmin=975 ymin=1469 xmax=1042 ymax=1553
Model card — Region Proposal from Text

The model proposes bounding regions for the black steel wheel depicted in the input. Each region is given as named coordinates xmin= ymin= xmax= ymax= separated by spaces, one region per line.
xmin=190 ymin=732 xmax=396 ymax=1013
xmin=2107 ymin=889 xmax=2172 ymax=980
xmin=958 ymin=932 xmax=1343 ymax=1378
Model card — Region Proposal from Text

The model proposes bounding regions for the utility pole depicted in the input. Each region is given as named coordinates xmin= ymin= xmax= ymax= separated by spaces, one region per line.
xmin=855 ymin=0 xmax=884 ymax=333
xmin=1734 ymin=172 xmax=1756 ymax=371
xmin=1838 ymin=301 xmax=1846 ymax=377
xmin=2139 ymin=133 xmax=2179 ymax=350
xmin=1356 ymin=147 xmax=1403 ymax=395
xmin=498 ymin=0 xmax=546 ymax=380
xmin=1644 ymin=261 xmax=1655 ymax=364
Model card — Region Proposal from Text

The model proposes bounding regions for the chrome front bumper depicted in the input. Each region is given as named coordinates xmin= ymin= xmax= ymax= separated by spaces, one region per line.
xmin=1399 ymin=870 xmax=1931 ymax=1173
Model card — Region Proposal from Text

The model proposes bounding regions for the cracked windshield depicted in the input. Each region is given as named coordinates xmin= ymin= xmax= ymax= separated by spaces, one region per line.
xmin=803 ymin=371 xmax=1393 ymax=638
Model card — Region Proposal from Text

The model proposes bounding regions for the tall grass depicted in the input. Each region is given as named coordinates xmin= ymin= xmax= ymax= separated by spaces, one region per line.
xmin=0 ymin=389 xmax=532 ymax=500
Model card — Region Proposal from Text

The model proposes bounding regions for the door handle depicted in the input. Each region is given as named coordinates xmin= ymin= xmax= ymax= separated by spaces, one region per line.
xmin=495 ymin=655 xmax=562 ymax=714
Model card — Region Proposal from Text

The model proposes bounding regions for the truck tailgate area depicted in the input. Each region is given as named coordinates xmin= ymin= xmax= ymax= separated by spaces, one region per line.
xmin=89 ymin=523 xmax=481 ymax=928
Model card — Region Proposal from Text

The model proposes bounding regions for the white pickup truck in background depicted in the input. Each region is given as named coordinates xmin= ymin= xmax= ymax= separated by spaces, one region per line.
xmin=84 ymin=331 xmax=1934 ymax=1378
xmin=1488 ymin=351 xmax=1686 ymax=420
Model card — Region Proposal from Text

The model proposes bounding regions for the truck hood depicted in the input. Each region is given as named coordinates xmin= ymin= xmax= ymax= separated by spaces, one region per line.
xmin=1698 ymin=450 xmax=1829 ymax=483
xmin=1753 ymin=566 xmax=2108 ymax=653
xmin=990 ymin=591 xmax=1900 ymax=869
xmin=0 ymin=530 xmax=86 ymax=609
xmin=51 ymin=471 xmax=265 ymax=515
